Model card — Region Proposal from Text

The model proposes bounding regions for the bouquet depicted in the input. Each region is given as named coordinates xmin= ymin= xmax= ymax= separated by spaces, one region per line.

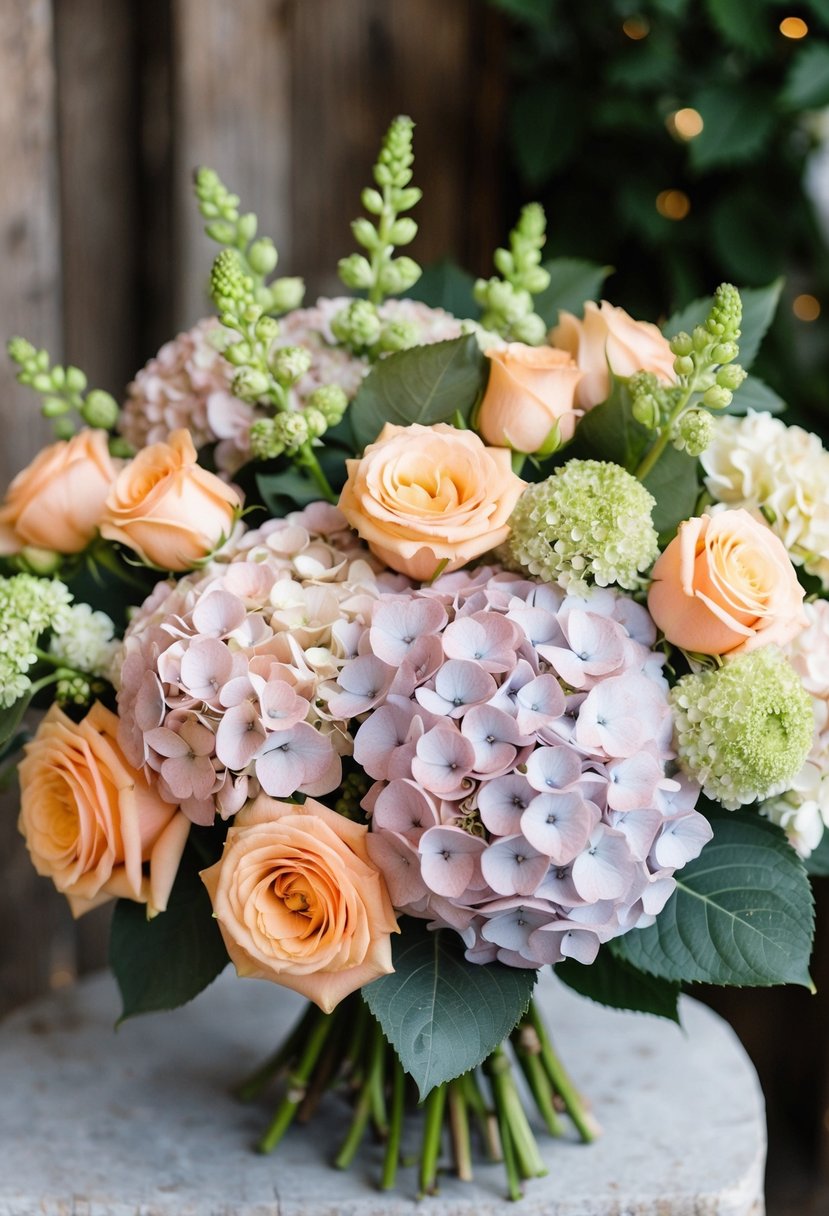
xmin=3 ymin=115 xmax=827 ymax=1201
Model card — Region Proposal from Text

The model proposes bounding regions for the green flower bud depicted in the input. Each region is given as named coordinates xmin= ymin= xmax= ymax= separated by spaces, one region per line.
xmin=692 ymin=325 xmax=709 ymax=353
xmin=7 ymin=336 xmax=37 ymax=366
xmin=237 ymin=212 xmax=258 ymax=242
xmin=376 ymin=320 xmax=419 ymax=353
xmin=522 ymin=266 xmax=552 ymax=294
xmin=338 ymin=254 xmax=374 ymax=291
xmin=351 ymin=218 xmax=380 ymax=251
xmin=210 ymin=248 xmax=249 ymax=305
xmin=303 ymin=407 xmax=327 ymax=439
xmin=248 ymin=238 xmax=278 ymax=276
xmin=50 ymin=366 xmax=66 ymax=390
xmin=81 ymin=389 xmax=119 ymax=430
xmin=32 ymin=372 xmax=54 ymax=394
xmin=54 ymin=418 xmax=76 ymax=441
xmin=669 ymin=331 xmax=694 ymax=357
xmin=675 ymin=408 xmax=715 ymax=457
xmin=632 ymin=392 xmax=660 ymax=430
xmin=205 ymin=220 xmax=237 ymax=245
xmin=64 ymin=366 xmax=87 ymax=394
xmin=224 ymin=340 xmax=253 ymax=367
xmin=493 ymin=248 xmax=514 ymax=278
xmin=712 ymin=342 xmax=738 ymax=364
xmin=308 ymin=384 xmax=348 ymax=425
xmin=19 ymin=546 xmax=62 ymax=576
xmin=57 ymin=673 xmax=92 ymax=707
xmin=331 ymin=299 xmax=382 ymax=348
xmin=388 ymin=217 xmax=417 ymax=245
xmin=255 ymin=316 xmax=281 ymax=344
xmin=249 ymin=418 xmax=284 ymax=461
xmin=673 ymin=354 xmax=694 ymax=377
xmin=272 ymin=411 xmax=309 ymax=451
xmin=109 ymin=437 xmax=134 ymax=459
xmin=42 ymin=396 xmax=69 ymax=418
xmin=716 ymin=363 xmax=747 ymax=391
xmin=270 ymin=345 xmax=312 ymax=386
xmin=703 ymin=385 xmax=732 ymax=410
xmin=518 ymin=201 xmax=546 ymax=241
xmin=232 ymin=368 xmax=271 ymax=401
xmin=394 ymin=186 xmax=422 ymax=211
xmin=267 ymin=277 xmax=305 ymax=313
xmin=361 ymin=187 xmax=384 ymax=215
xmin=510 ymin=313 xmax=547 ymax=345
xmin=379 ymin=255 xmax=421 ymax=295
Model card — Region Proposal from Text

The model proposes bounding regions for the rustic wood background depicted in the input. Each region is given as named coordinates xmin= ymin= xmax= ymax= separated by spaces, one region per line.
xmin=0 ymin=3 xmax=828 ymax=1210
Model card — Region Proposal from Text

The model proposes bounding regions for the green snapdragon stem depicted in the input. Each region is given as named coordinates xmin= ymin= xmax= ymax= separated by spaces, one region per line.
xmin=296 ymin=442 xmax=337 ymax=504
xmin=511 ymin=1023 xmax=564 ymax=1137
xmin=528 ymin=1002 xmax=599 ymax=1143
xmin=257 ymin=1010 xmax=332 ymax=1153
xmin=236 ymin=1003 xmax=317 ymax=1101
xmin=419 ymin=1082 xmax=447 ymax=1196
xmin=381 ymin=1055 xmax=406 ymax=1191
xmin=447 ymin=1079 xmax=473 ymax=1182
xmin=634 ymin=384 xmax=695 ymax=482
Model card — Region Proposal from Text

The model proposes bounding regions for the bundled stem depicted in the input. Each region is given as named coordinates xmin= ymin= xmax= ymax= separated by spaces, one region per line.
xmin=247 ymin=995 xmax=597 ymax=1200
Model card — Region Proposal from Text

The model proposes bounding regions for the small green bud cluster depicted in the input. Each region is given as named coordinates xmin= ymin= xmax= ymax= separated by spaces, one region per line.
xmin=667 ymin=283 xmax=745 ymax=412
xmin=8 ymin=338 xmax=119 ymax=439
xmin=338 ymin=115 xmax=422 ymax=306
xmin=673 ymin=408 xmax=715 ymax=457
xmin=629 ymin=371 xmax=665 ymax=432
xmin=329 ymin=298 xmax=419 ymax=358
xmin=334 ymin=770 xmax=373 ymax=819
xmin=56 ymin=672 xmax=93 ymax=706
xmin=194 ymin=166 xmax=304 ymax=315
xmin=474 ymin=203 xmax=551 ymax=345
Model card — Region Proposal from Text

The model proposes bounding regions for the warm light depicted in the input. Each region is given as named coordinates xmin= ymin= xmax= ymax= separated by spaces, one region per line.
xmin=780 ymin=16 xmax=809 ymax=39
xmin=49 ymin=967 xmax=76 ymax=990
xmin=656 ymin=190 xmax=691 ymax=220
xmin=793 ymin=293 xmax=821 ymax=321
xmin=622 ymin=16 xmax=650 ymax=39
xmin=667 ymin=108 xmax=704 ymax=140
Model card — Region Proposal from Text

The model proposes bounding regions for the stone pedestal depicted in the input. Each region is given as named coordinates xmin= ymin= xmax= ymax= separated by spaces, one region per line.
xmin=0 ymin=968 xmax=765 ymax=1215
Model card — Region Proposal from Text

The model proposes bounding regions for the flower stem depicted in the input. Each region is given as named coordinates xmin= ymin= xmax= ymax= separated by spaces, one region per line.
xmin=236 ymin=1004 xmax=317 ymax=1102
xmin=419 ymin=1083 xmax=447 ymax=1197
xmin=492 ymin=1086 xmax=522 ymax=1202
xmin=447 ymin=1079 xmax=473 ymax=1182
xmin=462 ymin=1070 xmax=502 ymax=1161
xmin=381 ymin=1054 xmax=406 ymax=1191
xmin=511 ymin=1023 xmax=564 ymax=1137
xmin=528 ymin=1001 xmax=600 ymax=1143
xmin=486 ymin=1047 xmax=546 ymax=1180
xmin=334 ymin=1022 xmax=386 ymax=1169
xmin=257 ymin=1009 xmax=332 ymax=1154
xmin=295 ymin=442 xmax=337 ymax=504
xmin=634 ymin=386 xmax=693 ymax=482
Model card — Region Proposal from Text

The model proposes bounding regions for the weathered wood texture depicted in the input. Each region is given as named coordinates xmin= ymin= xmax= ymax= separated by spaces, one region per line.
xmin=0 ymin=0 xmax=506 ymax=1014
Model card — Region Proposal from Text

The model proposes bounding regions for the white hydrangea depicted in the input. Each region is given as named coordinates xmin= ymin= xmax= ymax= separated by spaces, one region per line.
xmin=0 ymin=575 xmax=73 ymax=709
xmin=702 ymin=410 xmax=829 ymax=589
xmin=50 ymin=603 xmax=118 ymax=678
xmin=760 ymin=600 xmax=829 ymax=856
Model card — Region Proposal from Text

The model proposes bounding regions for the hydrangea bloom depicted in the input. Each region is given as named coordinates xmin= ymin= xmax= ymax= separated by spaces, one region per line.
xmin=507 ymin=460 xmax=659 ymax=594
xmin=0 ymin=575 xmax=73 ymax=707
xmin=324 ymin=567 xmax=710 ymax=967
xmin=761 ymin=600 xmax=829 ymax=855
xmin=119 ymin=302 xmax=465 ymax=478
xmin=702 ymin=410 xmax=829 ymax=590
xmin=50 ymin=602 xmax=118 ymax=678
xmin=671 ymin=647 xmax=814 ymax=810
xmin=116 ymin=504 xmax=410 ymax=825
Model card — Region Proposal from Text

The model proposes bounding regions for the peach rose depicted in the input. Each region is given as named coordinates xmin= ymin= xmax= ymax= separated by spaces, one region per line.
xmin=101 ymin=428 xmax=240 ymax=570
xmin=648 ymin=509 xmax=808 ymax=656
xmin=18 ymin=702 xmax=189 ymax=917
xmin=551 ymin=300 xmax=676 ymax=409
xmin=338 ymin=422 xmax=526 ymax=581
xmin=200 ymin=794 xmax=398 ymax=1012
xmin=477 ymin=344 xmax=583 ymax=453
xmin=0 ymin=429 xmax=117 ymax=556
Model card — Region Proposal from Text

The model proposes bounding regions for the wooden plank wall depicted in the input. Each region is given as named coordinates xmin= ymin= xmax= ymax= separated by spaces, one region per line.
xmin=0 ymin=0 xmax=506 ymax=1014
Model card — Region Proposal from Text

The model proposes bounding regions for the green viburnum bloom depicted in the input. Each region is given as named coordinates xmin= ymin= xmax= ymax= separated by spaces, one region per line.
xmin=507 ymin=459 xmax=659 ymax=593
xmin=671 ymin=647 xmax=814 ymax=810
xmin=0 ymin=575 xmax=73 ymax=708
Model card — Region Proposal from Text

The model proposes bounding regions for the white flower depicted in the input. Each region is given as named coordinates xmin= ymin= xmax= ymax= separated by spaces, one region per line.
xmin=50 ymin=602 xmax=118 ymax=678
xmin=702 ymin=410 xmax=829 ymax=589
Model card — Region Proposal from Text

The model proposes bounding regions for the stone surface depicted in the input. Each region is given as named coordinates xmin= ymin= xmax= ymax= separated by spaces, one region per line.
xmin=0 ymin=968 xmax=765 ymax=1216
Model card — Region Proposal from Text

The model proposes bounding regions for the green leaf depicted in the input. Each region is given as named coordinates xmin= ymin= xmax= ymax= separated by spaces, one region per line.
xmin=363 ymin=920 xmax=536 ymax=1099
xmin=256 ymin=467 xmax=323 ymax=514
xmin=783 ymin=42 xmax=829 ymax=110
xmin=534 ymin=258 xmax=613 ymax=329
xmin=349 ymin=335 xmax=487 ymax=452
xmin=406 ymin=259 xmax=478 ymax=318
xmin=0 ymin=688 xmax=33 ymax=747
xmin=488 ymin=0 xmax=555 ymax=27
xmin=641 ymin=443 xmax=701 ymax=540
xmin=689 ymin=85 xmax=776 ymax=171
xmin=703 ymin=0 xmax=774 ymax=56
xmin=110 ymin=839 xmax=229 ymax=1022
xmin=559 ymin=375 xmax=650 ymax=471
xmin=728 ymin=374 xmax=785 ymax=415
xmin=663 ymin=279 xmax=782 ymax=371
xmin=612 ymin=807 xmax=815 ymax=989
xmin=511 ymin=82 xmax=582 ymax=186
xmin=556 ymin=949 xmax=680 ymax=1023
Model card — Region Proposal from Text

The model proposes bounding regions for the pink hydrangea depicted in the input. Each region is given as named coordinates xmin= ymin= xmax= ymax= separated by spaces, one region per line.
xmin=118 ymin=318 xmax=258 ymax=476
xmin=116 ymin=503 xmax=410 ymax=826
xmin=119 ymin=301 xmax=465 ymax=477
xmin=325 ymin=570 xmax=711 ymax=968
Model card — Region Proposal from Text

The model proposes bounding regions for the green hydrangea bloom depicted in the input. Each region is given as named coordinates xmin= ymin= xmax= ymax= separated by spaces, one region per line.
xmin=671 ymin=647 xmax=814 ymax=810
xmin=507 ymin=459 xmax=659 ymax=593
xmin=0 ymin=575 xmax=72 ymax=708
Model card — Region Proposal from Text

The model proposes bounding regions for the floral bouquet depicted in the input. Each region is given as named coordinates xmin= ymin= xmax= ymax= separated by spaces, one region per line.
xmin=3 ymin=116 xmax=827 ymax=1200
